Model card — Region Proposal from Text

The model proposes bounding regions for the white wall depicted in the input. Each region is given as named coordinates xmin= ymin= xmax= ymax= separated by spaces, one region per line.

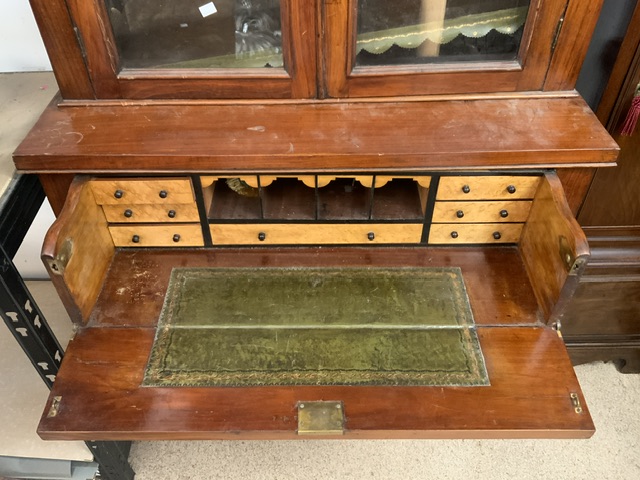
xmin=0 ymin=0 xmax=52 ymax=72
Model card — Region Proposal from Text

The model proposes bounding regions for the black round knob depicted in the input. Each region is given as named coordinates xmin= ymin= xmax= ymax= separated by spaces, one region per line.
xmin=507 ymin=185 xmax=516 ymax=194
xmin=167 ymin=210 xmax=176 ymax=218
xmin=456 ymin=210 xmax=464 ymax=218
xmin=493 ymin=232 xmax=502 ymax=240
xmin=114 ymin=189 xmax=123 ymax=199
xmin=462 ymin=185 xmax=471 ymax=194
xmin=131 ymin=235 xmax=140 ymax=243
xmin=124 ymin=209 xmax=133 ymax=218
xmin=451 ymin=231 xmax=459 ymax=239
xmin=159 ymin=190 xmax=168 ymax=199
xmin=367 ymin=232 xmax=375 ymax=241
xmin=172 ymin=234 xmax=181 ymax=243
xmin=500 ymin=209 xmax=509 ymax=218
xmin=258 ymin=232 xmax=266 ymax=241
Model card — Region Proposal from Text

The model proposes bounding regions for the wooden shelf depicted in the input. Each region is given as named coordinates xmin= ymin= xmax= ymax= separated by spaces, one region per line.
xmin=14 ymin=96 xmax=618 ymax=173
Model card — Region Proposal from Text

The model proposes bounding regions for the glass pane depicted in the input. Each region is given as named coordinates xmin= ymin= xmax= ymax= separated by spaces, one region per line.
xmin=356 ymin=0 xmax=531 ymax=67
xmin=105 ymin=0 xmax=283 ymax=69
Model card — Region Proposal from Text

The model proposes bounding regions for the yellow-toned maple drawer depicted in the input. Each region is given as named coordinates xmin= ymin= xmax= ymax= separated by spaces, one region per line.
xmin=437 ymin=176 xmax=540 ymax=200
xmin=101 ymin=203 xmax=200 ymax=223
xmin=91 ymin=178 xmax=194 ymax=205
xmin=109 ymin=224 xmax=204 ymax=247
xmin=210 ymin=223 xmax=424 ymax=245
xmin=432 ymin=200 xmax=532 ymax=223
xmin=428 ymin=223 xmax=524 ymax=244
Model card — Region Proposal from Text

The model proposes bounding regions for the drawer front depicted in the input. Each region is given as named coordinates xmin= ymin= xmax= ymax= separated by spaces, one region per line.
xmin=109 ymin=224 xmax=204 ymax=247
xmin=91 ymin=178 xmax=194 ymax=205
xmin=428 ymin=223 xmax=524 ymax=244
xmin=102 ymin=204 xmax=200 ymax=223
xmin=437 ymin=176 xmax=540 ymax=200
xmin=432 ymin=201 xmax=532 ymax=223
xmin=210 ymin=223 xmax=424 ymax=245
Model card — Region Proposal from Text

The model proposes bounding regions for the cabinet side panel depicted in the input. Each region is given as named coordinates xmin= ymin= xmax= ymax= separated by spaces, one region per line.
xmin=41 ymin=178 xmax=115 ymax=324
xmin=544 ymin=0 xmax=606 ymax=91
xmin=28 ymin=0 xmax=94 ymax=99
xmin=519 ymin=172 xmax=590 ymax=321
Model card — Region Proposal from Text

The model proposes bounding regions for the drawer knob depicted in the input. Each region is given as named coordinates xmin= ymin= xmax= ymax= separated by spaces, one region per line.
xmin=168 ymin=210 xmax=176 ymax=218
xmin=131 ymin=235 xmax=140 ymax=244
xmin=507 ymin=185 xmax=517 ymax=194
xmin=258 ymin=232 xmax=266 ymax=241
xmin=172 ymin=234 xmax=181 ymax=243
xmin=456 ymin=210 xmax=464 ymax=218
xmin=493 ymin=232 xmax=502 ymax=240
xmin=123 ymin=209 xmax=133 ymax=218
xmin=367 ymin=232 xmax=375 ymax=241
xmin=450 ymin=231 xmax=459 ymax=239
xmin=500 ymin=209 xmax=509 ymax=218
xmin=159 ymin=190 xmax=168 ymax=199
xmin=114 ymin=189 xmax=123 ymax=199
xmin=461 ymin=185 xmax=471 ymax=194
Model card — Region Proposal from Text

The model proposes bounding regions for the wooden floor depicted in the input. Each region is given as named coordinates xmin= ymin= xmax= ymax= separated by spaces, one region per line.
xmin=37 ymin=246 xmax=594 ymax=440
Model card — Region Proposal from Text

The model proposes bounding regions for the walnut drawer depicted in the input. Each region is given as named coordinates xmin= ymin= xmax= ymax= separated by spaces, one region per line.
xmin=101 ymin=203 xmax=200 ymax=223
xmin=428 ymin=223 xmax=524 ymax=244
xmin=210 ymin=223 xmax=424 ymax=245
xmin=91 ymin=178 xmax=195 ymax=205
xmin=432 ymin=201 xmax=532 ymax=223
xmin=437 ymin=176 xmax=540 ymax=200
xmin=109 ymin=224 xmax=204 ymax=247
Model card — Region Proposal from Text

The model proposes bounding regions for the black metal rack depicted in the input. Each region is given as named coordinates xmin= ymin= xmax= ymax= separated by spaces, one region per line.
xmin=0 ymin=174 xmax=135 ymax=480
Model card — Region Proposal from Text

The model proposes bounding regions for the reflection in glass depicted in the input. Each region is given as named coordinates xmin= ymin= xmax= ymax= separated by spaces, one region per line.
xmin=105 ymin=0 xmax=283 ymax=69
xmin=356 ymin=0 xmax=531 ymax=66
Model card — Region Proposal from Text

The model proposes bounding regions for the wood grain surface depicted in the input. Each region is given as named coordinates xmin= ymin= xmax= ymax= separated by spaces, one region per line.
xmin=37 ymin=325 xmax=593 ymax=440
xmin=14 ymin=96 xmax=618 ymax=173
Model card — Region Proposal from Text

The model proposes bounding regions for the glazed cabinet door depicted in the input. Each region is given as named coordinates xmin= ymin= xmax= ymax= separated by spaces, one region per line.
xmin=61 ymin=0 xmax=317 ymax=99
xmin=323 ymin=0 xmax=603 ymax=97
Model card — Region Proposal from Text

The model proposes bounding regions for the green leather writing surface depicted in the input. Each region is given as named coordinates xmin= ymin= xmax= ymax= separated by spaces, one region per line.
xmin=144 ymin=267 xmax=488 ymax=387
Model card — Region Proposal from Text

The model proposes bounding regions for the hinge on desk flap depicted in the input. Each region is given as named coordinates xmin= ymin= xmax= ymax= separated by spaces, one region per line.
xmin=47 ymin=396 xmax=62 ymax=418
xmin=570 ymin=393 xmax=583 ymax=414
xmin=297 ymin=401 xmax=344 ymax=435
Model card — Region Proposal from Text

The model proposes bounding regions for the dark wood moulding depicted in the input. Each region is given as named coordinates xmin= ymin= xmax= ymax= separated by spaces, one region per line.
xmin=14 ymin=95 xmax=617 ymax=174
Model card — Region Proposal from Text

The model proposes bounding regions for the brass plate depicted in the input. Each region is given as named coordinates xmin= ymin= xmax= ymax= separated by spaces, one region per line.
xmin=298 ymin=401 xmax=344 ymax=435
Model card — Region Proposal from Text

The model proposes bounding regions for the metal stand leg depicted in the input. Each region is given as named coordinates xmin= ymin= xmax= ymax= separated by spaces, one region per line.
xmin=0 ymin=175 xmax=135 ymax=480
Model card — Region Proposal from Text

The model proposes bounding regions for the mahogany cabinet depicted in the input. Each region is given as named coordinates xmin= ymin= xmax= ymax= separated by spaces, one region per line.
xmin=14 ymin=0 xmax=620 ymax=440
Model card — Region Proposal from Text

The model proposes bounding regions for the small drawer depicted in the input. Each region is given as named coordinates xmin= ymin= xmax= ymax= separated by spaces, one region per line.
xmin=428 ymin=223 xmax=524 ymax=244
xmin=102 ymin=204 xmax=200 ymax=223
xmin=91 ymin=178 xmax=194 ymax=205
xmin=437 ymin=176 xmax=540 ymax=200
xmin=210 ymin=223 xmax=424 ymax=245
xmin=109 ymin=224 xmax=204 ymax=247
xmin=432 ymin=201 xmax=532 ymax=223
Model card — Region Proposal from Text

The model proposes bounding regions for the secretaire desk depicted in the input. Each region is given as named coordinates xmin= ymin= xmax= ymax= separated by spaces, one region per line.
xmin=9 ymin=0 xmax=623 ymax=462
